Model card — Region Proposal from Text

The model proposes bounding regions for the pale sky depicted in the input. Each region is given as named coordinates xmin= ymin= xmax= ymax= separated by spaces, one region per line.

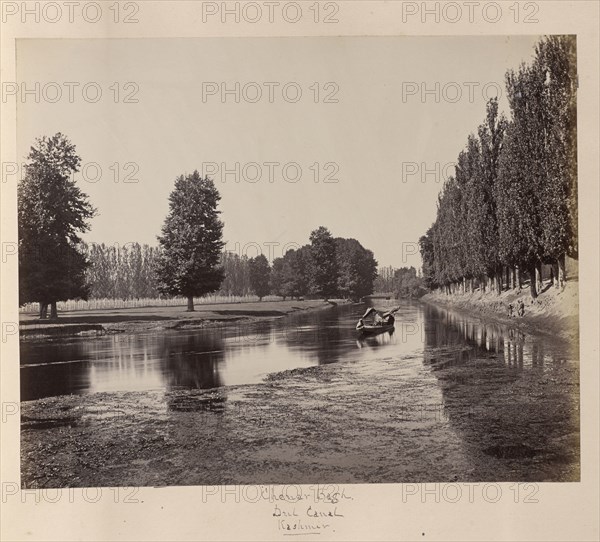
xmin=16 ymin=36 xmax=540 ymax=268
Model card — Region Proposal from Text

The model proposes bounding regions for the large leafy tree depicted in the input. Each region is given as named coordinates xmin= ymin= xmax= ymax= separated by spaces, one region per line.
xmin=156 ymin=171 xmax=225 ymax=311
xmin=499 ymin=59 xmax=549 ymax=297
xmin=280 ymin=246 xmax=312 ymax=299
xmin=460 ymin=98 xmax=508 ymax=294
xmin=497 ymin=119 xmax=543 ymax=297
xmin=308 ymin=227 xmax=338 ymax=300
xmin=498 ymin=36 xmax=577 ymax=296
xmin=534 ymin=36 xmax=578 ymax=281
xmin=248 ymin=254 xmax=271 ymax=301
xmin=270 ymin=257 xmax=287 ymax=299
xmin=18 ymin=133 xmax=96 ymax=318
xmin=455 ymin=134 xmax=481 ymax=284
xmin=335 ymin=237 xmax=377 ymax=301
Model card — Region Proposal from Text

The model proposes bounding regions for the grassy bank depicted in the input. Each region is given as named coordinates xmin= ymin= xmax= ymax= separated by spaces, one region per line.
xmin=422 ymin=280 xmax=579 ymax=344
xmin=19 ymin=299 xmax=345 ymax=339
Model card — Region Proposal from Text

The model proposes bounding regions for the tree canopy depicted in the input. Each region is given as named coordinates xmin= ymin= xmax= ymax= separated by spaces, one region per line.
xmin=155 ymin=171 xmax=225 ymax=310
xmin=420 ymin=36 xmax=577 ymax=298
xmin=18 ymin=133 xmax=96 ymax=318
xmin=248 ymin=254 xmax=271 ymax=300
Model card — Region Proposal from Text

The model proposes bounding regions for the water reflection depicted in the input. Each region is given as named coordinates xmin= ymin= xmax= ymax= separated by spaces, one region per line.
xmin=21 ymin=301 xmax=576 ymax=407
xmin=421 ymin=303 xmax=578 ymax=473
xmin=20 ymin=340 xmax=92 ymax=401
xmin=356 ymin=329 xmax=395 ymax=349
xmin=160 ymin=332 xmax=225 ymax=390
xmin=421 ymin=303 xmax=571 ymax=373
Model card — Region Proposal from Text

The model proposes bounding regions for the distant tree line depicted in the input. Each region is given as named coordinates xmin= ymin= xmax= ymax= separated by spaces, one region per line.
xmin=218 ymin=251 xmax=252 ymax=296
xmin=420 ymin=36 xmax=577 ymax=299
xmin=84 ymin=242 xmax=161 ymax=299
xmin=373 ymin=266 xmax=396 ymax=292
xmin=373 ymin=266 xmax=427 ymax=299
xmin=268 ymin=228 xmax=378 ymax=301
xmin=82 ymin=230 xmax=378 ymax=303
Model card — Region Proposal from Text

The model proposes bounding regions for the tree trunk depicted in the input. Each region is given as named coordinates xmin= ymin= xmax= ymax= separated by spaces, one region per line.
xmin=535 ymin=262 xmax=543 ymax=293
xmin=557 ymin=254 xmax=566 ymax=289
xmin=50 ymin=302 xmax=58 ymax=319
xmin=187 ymin=296 xmax=195 ymax=312
xmin=509 ymin=267 xmax=515 ymax=290
xmin=492 ymin=267 xmax=500 ymax=295
xmin=515 ymin=266 xmax=521 ymax=290
xmin=39 ymin=303 xmax=48 ymax=319
xmin=529 ymin=264 xmax=538 ymax=299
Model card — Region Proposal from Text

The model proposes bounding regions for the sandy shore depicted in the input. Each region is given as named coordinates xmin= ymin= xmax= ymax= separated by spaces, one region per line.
xmin=19 ymin=299 xmax=342 ymax=339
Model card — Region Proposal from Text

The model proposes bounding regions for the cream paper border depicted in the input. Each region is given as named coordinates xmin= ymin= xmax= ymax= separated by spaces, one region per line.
xmin=1 ymin=1 xmax=598 ymax=540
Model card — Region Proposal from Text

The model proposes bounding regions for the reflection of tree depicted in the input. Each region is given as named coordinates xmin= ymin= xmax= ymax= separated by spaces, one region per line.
xmin=422 ymin=303 xmax=579 ymax=481
xmin=20 ymin=341 xmax=91 ymax=401
xmin=158 ymin=331 xmax=229 ymax=413
xmin=279 ymin=306 xmax=345 ymax=365
xmin=422 ymin=304 xmax=499 ymax=371
xmin=505 ymin=328 xmax=525 ymax=368
xmin=311 ymin=308 xmax=343 ymax=365
xmin=159 ymin=332 xmax=225 ymax=390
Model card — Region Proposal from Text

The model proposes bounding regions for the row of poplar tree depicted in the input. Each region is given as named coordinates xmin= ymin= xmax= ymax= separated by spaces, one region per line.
xmin=419 ymin=36 xmax=577 ymax=298
xmin=18 ymin=136 xmax=378 ymax=317
xmin=82 ymin=230 xmax=378 ymax=303
xmin=83 ymin=236 xmax=378 ymax=302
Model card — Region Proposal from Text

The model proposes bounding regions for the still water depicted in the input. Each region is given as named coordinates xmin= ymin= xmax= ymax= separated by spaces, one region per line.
xmin=20 ymin=301 xmax=577 ymax=402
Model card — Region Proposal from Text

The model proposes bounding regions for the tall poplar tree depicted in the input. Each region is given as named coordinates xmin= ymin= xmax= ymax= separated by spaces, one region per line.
xmin=156 ymin=171 xmax=225 ymax=311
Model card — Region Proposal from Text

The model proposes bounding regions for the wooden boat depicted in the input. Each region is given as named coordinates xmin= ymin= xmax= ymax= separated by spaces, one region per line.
xmin=356 ymin=307 xmax=398 ymax=335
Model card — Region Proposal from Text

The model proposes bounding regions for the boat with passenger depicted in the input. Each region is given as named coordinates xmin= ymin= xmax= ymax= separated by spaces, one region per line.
xmin=356 ymin=307 xmax=397 ymax=335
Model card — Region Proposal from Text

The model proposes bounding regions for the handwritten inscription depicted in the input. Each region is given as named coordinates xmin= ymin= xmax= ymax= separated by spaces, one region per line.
xmin=271 ymin=487 xmax=351 ymax=534
xmin=273 ymin=505 xmax=344 ymax=518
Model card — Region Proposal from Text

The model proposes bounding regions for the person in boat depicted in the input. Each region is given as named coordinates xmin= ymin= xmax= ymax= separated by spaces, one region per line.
xmin=373 ymin=311 xmax=384 ymax=325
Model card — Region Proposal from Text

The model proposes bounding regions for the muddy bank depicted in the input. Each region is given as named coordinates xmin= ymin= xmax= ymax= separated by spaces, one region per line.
xmin=422 ymin=280 xmax=579 ymax=345
xmin=19 ymin=299 xmax=344 ymax=340
xmin=21 ymin=341 xmax=579 ymax=488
